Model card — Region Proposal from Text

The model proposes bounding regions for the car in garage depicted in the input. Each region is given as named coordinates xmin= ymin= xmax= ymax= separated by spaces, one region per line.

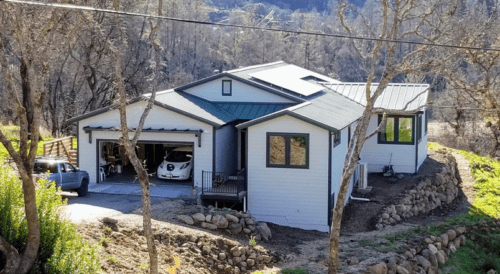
xmin=157 ymin=146 xmax=193 ymax=180
xmin=33 ymin=158 xmax=90 ymax=197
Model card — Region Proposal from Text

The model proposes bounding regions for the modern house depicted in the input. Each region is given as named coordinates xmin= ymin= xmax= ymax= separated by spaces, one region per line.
xmin=67 ymin=61 xmax=429 ymax=232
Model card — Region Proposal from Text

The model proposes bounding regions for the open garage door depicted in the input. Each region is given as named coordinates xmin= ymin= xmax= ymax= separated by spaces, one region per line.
xmin=97 ymin=140 xmax=194 ymax=186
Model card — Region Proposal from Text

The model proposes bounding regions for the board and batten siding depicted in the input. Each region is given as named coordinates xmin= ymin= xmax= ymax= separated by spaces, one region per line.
xmin=360 ymin=114 xmax=417 ymax=173
xmin=215 ymin=124 xmax=238 ymax=175
xmin=77 ymin=101 xmax=213 ymax=186
xmin=331 ymin=126 xmax=354 ymax=207
xmin=417 ymin=112 xmax=428 ymax=170
xmin=183 ymin=76 xmax=295 ymax=103
xmin=247 ymin=115 xmax=330 ymax=232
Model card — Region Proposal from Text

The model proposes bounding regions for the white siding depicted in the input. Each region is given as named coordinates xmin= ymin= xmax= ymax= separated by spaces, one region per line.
xmin=360 ymin=114 xmax=416 ymax=173
xmin=184 ymin=76 xmax=295 ymax=103
xmin=331 ymin=127 xmax=349 ymax=207
xmin=417 ymin=112 xmax=428 ymax=171
xmin=247 ymin=115 xmax=330 ymax=232
xmin=77 ymin=101 xmax=213 ymax=186
xmin=215 ymin=124 xmax=238 ymax=175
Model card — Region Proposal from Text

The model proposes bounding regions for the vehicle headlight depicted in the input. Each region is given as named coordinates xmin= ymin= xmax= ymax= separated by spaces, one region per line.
xmin=180 ymin=162 xmax=191 ymax=170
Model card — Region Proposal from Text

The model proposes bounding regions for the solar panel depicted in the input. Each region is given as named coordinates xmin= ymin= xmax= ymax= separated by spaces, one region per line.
xmin=249 ymin=65 xmax=336 ymax=96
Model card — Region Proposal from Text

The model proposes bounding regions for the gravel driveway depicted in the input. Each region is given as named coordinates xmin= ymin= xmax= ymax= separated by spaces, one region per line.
xmin=61 ymin=192 xmax=166 ymax=224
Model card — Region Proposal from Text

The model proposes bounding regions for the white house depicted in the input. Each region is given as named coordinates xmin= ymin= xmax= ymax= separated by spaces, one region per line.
xmin=67 ymin=61 xmax=429 ymax=232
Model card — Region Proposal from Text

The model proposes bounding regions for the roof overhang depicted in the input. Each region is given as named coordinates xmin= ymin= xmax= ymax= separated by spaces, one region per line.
xmin=66 ymin=96 xmax=225 ymax=128
xmin=174 ymin=73 xmax=306 ymax=103
xmin=82 ymin=126 xmax=204 ymax=147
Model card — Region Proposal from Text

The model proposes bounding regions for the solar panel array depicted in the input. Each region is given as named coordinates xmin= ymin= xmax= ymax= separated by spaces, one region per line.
xmin=249 ymin=65 xmax=339 ymax=97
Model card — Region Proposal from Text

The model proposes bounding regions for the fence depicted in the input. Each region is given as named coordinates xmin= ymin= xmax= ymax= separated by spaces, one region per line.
xmin=201 ymin=170 xmax=245 ymax=195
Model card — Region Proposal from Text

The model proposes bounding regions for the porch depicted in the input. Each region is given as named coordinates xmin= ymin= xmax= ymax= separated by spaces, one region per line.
xmin=200 ymin=170 xmax=247 ymax=202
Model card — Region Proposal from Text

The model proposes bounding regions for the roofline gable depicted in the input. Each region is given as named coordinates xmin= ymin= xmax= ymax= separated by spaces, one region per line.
xmin=65 ymin=96 xmax=224 ymax=128
xmin=174 ymin=73 xmax=306 ymax=103
xmin=236 ymin=109 xmax=354 ymax=132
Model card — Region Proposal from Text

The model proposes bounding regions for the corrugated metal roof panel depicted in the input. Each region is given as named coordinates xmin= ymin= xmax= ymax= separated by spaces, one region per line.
xmin=153 ymin=90 xmax=237 ymax=125
xmin=214 ymin=102 xmax=294 ymax=120
xmin=291 ymin=91 xmax=365 ymax=130
xmin=324 ymin=83 xmax=429 ymax=112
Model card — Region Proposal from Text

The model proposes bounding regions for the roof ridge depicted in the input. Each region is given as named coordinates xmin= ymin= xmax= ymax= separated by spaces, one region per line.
xmin=226 ymin=61 xmax=286 ymax=73
xmin=321 ymin=84 xmax=367 ymax=108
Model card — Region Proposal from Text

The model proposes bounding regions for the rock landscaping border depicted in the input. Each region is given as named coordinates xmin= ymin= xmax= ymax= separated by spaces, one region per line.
xmin=376 ymin=150 xmax=461 ymax=229
xmin=176 ymin=205 xmax=272 ymax=242
xmin=366 ymin=218 xmax=500 ymax=274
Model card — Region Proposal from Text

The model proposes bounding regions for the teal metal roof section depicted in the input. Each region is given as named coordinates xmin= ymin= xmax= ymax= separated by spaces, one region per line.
xmin=215 ymin=102 xmax=295 ymax=120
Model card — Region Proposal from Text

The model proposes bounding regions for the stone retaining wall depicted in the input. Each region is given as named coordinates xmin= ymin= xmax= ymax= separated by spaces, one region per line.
xmin=176 ymin=206 xmax=272 ymax=242
xmin=376 ymin=151 xmax=461 ymax=229
xmin=367 ymin=219 xmax=500 ymax=274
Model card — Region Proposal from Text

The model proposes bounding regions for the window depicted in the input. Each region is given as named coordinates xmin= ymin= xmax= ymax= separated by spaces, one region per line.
xmin=267 ymin=133 xmax=309 ymax=169
xmin=378 ymin=115 xmax=414 ymax=145
xmin=65 ymin=163 xmax=76 ymax=172
xmin=222 ymin=80 xmax=232 ymax=96
xmin=417 ymin=114 xmax=422 ymax=142
xmin=333 ymin=130 xmax=341 ymax=148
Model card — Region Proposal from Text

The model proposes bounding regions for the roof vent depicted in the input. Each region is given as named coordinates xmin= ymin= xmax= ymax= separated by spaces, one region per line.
xmin=214 ymin=70 xmax=220 ymax=74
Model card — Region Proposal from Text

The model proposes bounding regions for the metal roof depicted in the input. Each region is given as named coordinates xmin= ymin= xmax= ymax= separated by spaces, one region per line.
xmin=214 ymin=102 xmax=294 ymax=120
xmin=324 ymin=83 xmax=429 ymax=112
xmin=237 ymin=91 xmax=365 ymax=131
xmin=152 ymin=90 xmax=237 ymax=125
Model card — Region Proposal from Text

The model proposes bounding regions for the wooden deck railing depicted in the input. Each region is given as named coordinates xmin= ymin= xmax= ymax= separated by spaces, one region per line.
xmin=201 ymin=170 xmax=245 ymax=195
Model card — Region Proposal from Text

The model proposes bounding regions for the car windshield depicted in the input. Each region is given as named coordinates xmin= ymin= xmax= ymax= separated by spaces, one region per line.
xmin=165 ymin=151 xmax=192 ymax=163
xmin=34 ymin=162 xmax=58 ymax=174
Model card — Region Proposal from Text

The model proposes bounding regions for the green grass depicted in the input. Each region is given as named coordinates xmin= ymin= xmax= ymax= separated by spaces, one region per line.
xmin=105 ymin=254 xmax=119 ymax=264
xmin=0 ymin=125 xmax=54 ymax=161
xmin=281 ymin=267 xmax=309 ymax=274
xmin=442 ymin=230 xmax=500 ymax=274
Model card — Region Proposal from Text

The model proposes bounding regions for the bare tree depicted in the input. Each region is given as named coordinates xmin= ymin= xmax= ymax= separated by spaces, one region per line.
xmin=0 ymin=2 xmax=79 ymax=273
xmin=328 ymin=0 xmax=459 ymax=273
xmin=110 ymin=0 xmax=163 ymax=272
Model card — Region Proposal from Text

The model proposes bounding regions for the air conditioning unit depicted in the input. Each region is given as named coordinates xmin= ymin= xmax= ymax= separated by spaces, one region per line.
xmin=357 ymin=161 xmax=369 ymax=190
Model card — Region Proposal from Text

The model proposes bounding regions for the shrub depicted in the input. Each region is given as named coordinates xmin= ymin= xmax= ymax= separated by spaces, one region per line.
xmin=0 ymin=165 xmax=101 ymax=273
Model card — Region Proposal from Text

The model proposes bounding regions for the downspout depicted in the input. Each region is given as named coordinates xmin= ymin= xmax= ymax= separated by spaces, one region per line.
xmin=327 ymin=132 xmax=332 ymax=226
xmin=415 ymin=116 xmax=419 ymax=174
xmin=350 ymin=195 xmax=370 ymax=202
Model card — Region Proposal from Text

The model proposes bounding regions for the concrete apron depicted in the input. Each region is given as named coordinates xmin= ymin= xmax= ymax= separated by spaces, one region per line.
xmin=88 ymin=182 xmax=192 ymax=198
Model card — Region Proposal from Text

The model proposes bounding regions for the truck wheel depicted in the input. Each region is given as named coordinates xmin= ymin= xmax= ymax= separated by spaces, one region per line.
xmin=77 ymin=179 xmax=89 ymax=197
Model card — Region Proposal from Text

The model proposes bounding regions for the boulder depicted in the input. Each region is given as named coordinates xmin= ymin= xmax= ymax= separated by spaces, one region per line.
xmin=243 ymin=228 xmax=251 ymax=234
xmin=201 ymin=222 xmax=218 ymax=230
xmin=212 ymin=215 xmax=229 ymax=229
xmin=396 ymin=265 xmax=410 ymax=274
xmin=102 ymin=217 xmax=119 ymax=224
xmin=447 ymin=229 xmax=457 ymax=241
xmin=349 ymin=256 xmax=359 ymax=265
xmin=436 ymin=250 xmax=447 ymax=265
xmin=449 ymin=242 xmax=457 ymax=253
xmin=202 ymin=245 xmax=211 ymax=253
xmin=246 ymin=218 xmax=256 ymax=225
xmin=256 ymin=222 xmax=272 ymax=241
xmin=416 ymin=255 xmax=431 ymax=271
xmin=421 ymin=249 xmax=438 ymax=267
xmin=228 ymin=223 xmax=243 ymax=234
xmin=440 ymin=233 xmax=449 ymax=246
xmin=368 ymin=263 xmax=387 ymax=274
xmin=205 ymin=214 xmax=212 ymax=222
xmin=219 ymin=252 xmax=227 ymax=260
xmin=428 ymin=244 xmax=438 ymax=255
xmin=192 ymin=213 xmax=206 ymax=222
xmin=247 ymin=258 xmax=255 ymax=267
xmin=177 ymin=215 xmax=194 ymax=225
xmin=225 ymin=214 xmax=239 ymax=223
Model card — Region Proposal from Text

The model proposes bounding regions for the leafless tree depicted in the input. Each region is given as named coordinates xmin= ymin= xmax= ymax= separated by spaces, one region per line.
xmin=328 ymin=0 xmax=459 ymax=273
xmin=0 ymin=2 xmax=79 ymax=273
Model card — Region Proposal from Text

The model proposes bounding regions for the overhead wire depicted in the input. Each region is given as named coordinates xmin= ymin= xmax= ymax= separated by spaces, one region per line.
xmin=3 ymin=0 xmax=500 ymax=52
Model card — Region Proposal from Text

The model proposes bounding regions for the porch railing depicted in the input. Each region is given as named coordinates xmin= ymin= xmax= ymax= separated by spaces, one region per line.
xmin=201 ymin=170 xmax=245 ymax=195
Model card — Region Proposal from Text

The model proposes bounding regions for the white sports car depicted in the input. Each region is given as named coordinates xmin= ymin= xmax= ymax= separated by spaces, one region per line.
xmin=157 ymin=146 xmax=193 ymax=180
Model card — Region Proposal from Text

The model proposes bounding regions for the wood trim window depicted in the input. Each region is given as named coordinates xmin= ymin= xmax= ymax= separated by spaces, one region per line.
xmin=222 ymin=80 xmax=232 ymax=96
xmin=266 ymin=132 xmax=309 ymax=169
xmin=378 ymin=115 xmax=415 ymax=145
xmin=333 ymin=129 xmax=341 ymax=148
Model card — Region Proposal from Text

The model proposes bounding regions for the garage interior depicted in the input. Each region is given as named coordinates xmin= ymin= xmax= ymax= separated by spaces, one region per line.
xmin=98 ymin=141 xmax=194 ymax=186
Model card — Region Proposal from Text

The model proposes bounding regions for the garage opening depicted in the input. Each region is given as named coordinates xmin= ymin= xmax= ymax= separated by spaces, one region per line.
xmin=98 ymin=140 xmax=194 ymax=186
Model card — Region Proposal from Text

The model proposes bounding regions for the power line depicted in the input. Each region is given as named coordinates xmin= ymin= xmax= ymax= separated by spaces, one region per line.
xmin=4 ymin=0 xmax=500 ymax=52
